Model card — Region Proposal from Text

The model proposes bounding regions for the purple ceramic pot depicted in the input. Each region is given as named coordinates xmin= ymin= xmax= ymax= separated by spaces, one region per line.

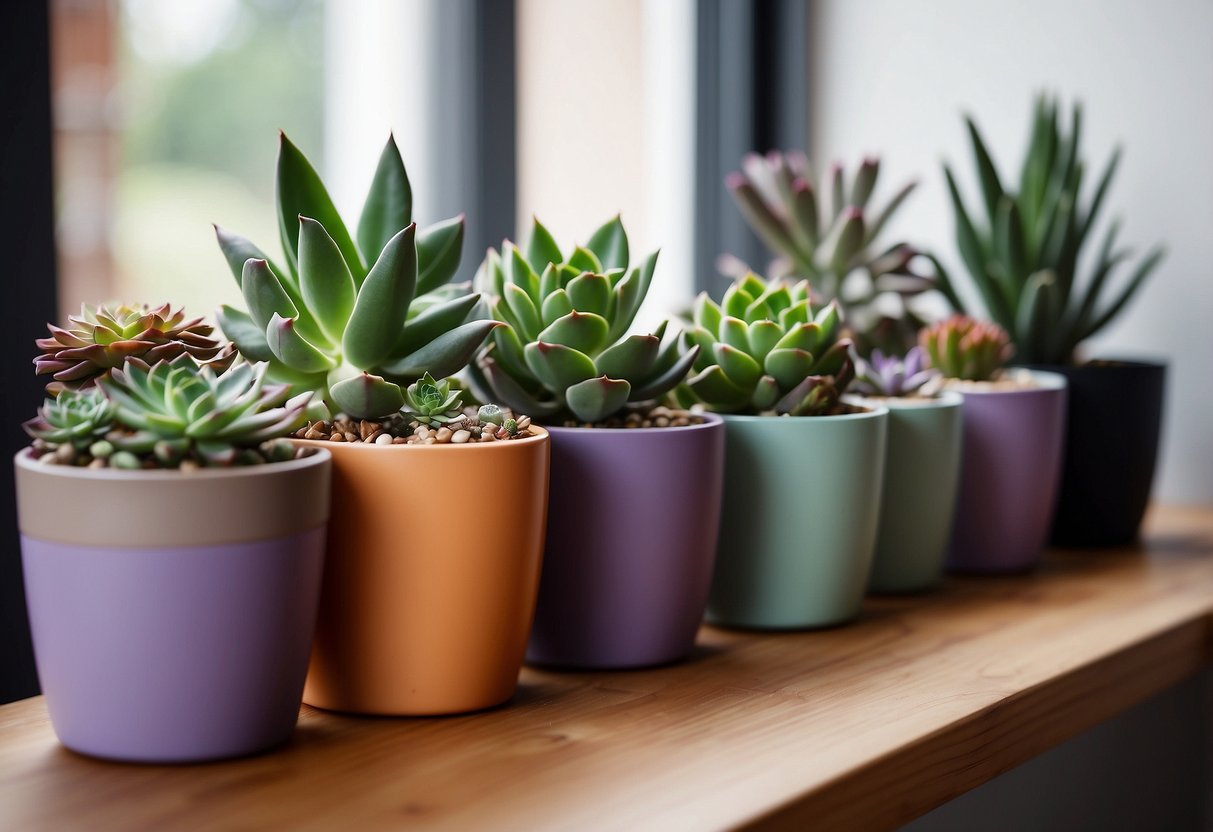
xmin=14 ymin=449 xmax=331 ymax=763
xmin=947 ymin=371 xmax=1068 ymax=573
xmin=526 ymin=414 xmax=724 ymax=669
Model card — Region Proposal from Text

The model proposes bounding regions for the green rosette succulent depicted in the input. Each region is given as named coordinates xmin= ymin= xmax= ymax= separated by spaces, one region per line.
xmin=919 ymin=315 xmax=1012 ymax=382
xmin=96 ymin=355 xmax=311 ymax=466
xmin=681 ymin=273 xmax=855 ymax=416
xmin=934 ymin=95 xmax=1166 ymax=364
xmin=471 ymin=216 xmax=699 ymax=424
xmin=23 ymin=387 xmax=115 ymax=451
xmin=213 ymin=134 xmax=497 ymax=420
xmin=402 ymin=373 xmax=464 ymax=426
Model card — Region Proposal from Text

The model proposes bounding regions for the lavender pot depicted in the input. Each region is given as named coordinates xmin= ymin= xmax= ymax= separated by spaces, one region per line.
xmin=947 ymin=371 xmax=1067 ymax=573
xmin=14 ymin=449 xmax=330 ymax=763
xmin=526 ymin=414 xmax=724 ymax=669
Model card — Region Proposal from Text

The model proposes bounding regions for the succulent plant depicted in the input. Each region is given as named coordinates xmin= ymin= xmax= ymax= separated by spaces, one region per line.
xmin=95 ymin=355 xmax=311 ymax=466
xmin=919 ymin=316 xmax=1012 ymax=382
xmin=726 ymin=151 xmax=934 ymax=353
xmin=402 ymin=373 xmax=464 ymax=427
xmin=471 ymin=216 xmax=699 ymax=424
xmin=213 ymin=133 xmax=498 ymax=420
xmin=934 ymin=95 xmax=1166 ymax=364
xmin=852 ymin=346 xmax=939 ymax=397
xmin=23 ymin=387 xmax=116 ymax=451
xmin=680 ymin=273 xmax=855 ymax=416
xmin=35 ymin=303 xmax=232 ymax=394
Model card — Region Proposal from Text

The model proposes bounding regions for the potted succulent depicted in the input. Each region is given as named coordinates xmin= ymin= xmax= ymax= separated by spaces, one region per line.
xmin=847 ymin=347 xmax=963 ymax=594
xmin=920 ymin=316 xmax=1067 ymax=574
xmin=933 ymin=96 xmax=1166 ymax=546
xmin=726 ymin=150 xmax=936 ymax=354
xmin=213 ymin=135 xmax=550 ymax=716
xmin=679 ymin=273 xmax=887 ymax=629
xmin=471 ymin=216 xmax=723 ymax=669
xmin=16 ymin=316 xmax=329 ymax=763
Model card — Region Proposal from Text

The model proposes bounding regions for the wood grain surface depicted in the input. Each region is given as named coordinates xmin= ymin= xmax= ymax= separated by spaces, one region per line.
xmin=1 ymin=506 xmax=1211 ymax=832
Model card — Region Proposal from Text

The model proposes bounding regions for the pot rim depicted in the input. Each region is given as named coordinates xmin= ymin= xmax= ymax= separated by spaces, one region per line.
xmin=845 ymin=390 xmax=963 ymax=410
xmin=13 ymin=445 xmax=331 ymax=481
xmin=945 ymin=369 xmax=1067 ymax=398
xmin=543 ymin=411 xmax=723 ymax=436
xmin=292 ymin=424 xmax=549 ymax=452
xmin=716 ymin=405 xmax=889 ymax=424
xmin=1018 ymin=357 xmax=1168 ymax=372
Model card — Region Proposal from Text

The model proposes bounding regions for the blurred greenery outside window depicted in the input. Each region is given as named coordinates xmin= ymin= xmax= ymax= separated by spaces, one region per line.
xmin=116 ymin=0 xmax=324 ymax=318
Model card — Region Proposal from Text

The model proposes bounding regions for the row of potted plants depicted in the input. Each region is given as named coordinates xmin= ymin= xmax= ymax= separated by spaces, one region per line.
xmin=13 ymin=94 xmax=1165 ymax=764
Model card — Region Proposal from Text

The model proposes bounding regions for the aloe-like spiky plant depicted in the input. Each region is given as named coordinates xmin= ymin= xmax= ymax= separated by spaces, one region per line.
xmin=934 ymin=95 xmax=1166 ymax=364
xmin=919 ymin=316 xmax=1012 ymax=382
xmin=95 ymin=355 xmax=311 ymax=466
xmin=35 ymin=303 xmax=232 ymax=394
xmin=213 ymin=134 xmax=497 ymax=420
xmin=727 ymin=151 xmax=934 ymax=353
xmin=471 ymin=216 xmax=699 ymax=423
xmin=852 ymin=346 xmax=938 ymax=397
xmin=680 ymin=273 xmax=855 ymax=416
xmin=23 ymin=387 xmax=116 ymax=451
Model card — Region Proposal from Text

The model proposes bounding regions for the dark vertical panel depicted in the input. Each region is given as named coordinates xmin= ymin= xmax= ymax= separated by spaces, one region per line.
xmin=0 ymin=0 xmax=56 ymax=702
xmin=430 ymin=0 xmax=516 ymax=283
xmin=694 ymin=0 xmax=808 ymax=296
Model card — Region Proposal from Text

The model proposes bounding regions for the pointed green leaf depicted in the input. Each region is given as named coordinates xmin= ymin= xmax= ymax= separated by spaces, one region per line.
xmin=329 ymin=373 xmax=404 ymax=420
xmin=719 ymin=316 xmax=749 ymax=352
xmin=541 ymin=288 xmax=574 ymax=326
xmin=714 ymin=343 xmax=763 ymax=388
xmin=503 ymin=243 xmax=540 ymax=301
xmin=504 ymin=283 xmax=542 ymax=340
xmin=491 ymin=324 xmax=534 ymax=382
xmin=526 ymin=217 xmax=564 ymax=272
xmin=764 ymin=348 xmax=814 ymax=389
xmin=747 ymin=320 xmax=783 ymax=363
xmin=566 ymin=272 xmax=612 ymax=317
xmin=524 ymin=342 xmax=598 ymax=391
xmin=965 ymin=116 xmax=1004 ymax=222
xmin=298 ymin=216 xmax=356 ymax=343
xmin=539 ymin=263 xmax=564 ymax=299
xmin=343 ymin=224 xmax=417 ymax=370
xmin=242 ymin=259 xmax=298 ymax=330
xmin=480 ymin=357 xmax=561 ymax=416
xmin=379 ymin=320 xmax=500 ymax=380
xmin=693 ymin=292 xmax=722 ymax=332
xmin=217 ymin=305 xmax=274 ymax=363
xmin=630 ymin=344 xmax=699 ymax=401
xmin=596 ymin=333 xmax=659 ymax=383
xmin=750 ymin=375 xmax=781 ymax=410
xmin=395 ymin=292 xmax=480 ymax=356
xmin=567 ymin=246 xmax=603 ymax=274
xmin=565 ymin=376 xmax=631 ymax=422
xmin=538 ymin=311 xmax=610 ymax=355
xmin=266 ymin=313 xmax=336 ymax=374
xmin=416 ymin=215 xmax=465 ymax=296
xmin=606 ymin=251 xmax=658 ymax=343
xmin=687 ymin=365 xmax=749 ymax=409
xmin=356 ymin=135 xmax=412 ymax=270
xmin=586 ymin=215 xmax=629 ymax=270
xmin=277 ymin=132 xmax=362 ymax=277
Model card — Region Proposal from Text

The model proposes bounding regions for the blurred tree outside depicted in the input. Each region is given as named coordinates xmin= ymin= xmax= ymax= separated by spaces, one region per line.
xmin=114 ymin=0 xmax=324 ymax=318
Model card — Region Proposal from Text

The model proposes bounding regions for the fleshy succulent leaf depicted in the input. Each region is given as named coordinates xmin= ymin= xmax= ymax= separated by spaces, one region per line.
xmin=585 ymin=215 xmax=629 ymax=271
xmin=416 ymin=215 xmax=466 ymax=296
xmin=343 ymin=224 xmax=418 ymax=370
xmin=329 ymin=372 xmax=405 ymax=420
xmin=277 ymin=132 xmax=363 ymax=279
xmin=356 ymin=135 xmax=413 ymax=270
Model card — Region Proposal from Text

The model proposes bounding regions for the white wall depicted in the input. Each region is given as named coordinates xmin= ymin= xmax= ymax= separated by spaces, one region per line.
xmin=810 ymin=0 xmax=1213 ymax=502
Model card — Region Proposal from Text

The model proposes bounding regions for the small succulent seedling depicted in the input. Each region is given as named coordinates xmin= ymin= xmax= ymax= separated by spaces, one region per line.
xmin=919 ymin=316 xmax=1012 ymax=382
xmin=23 ymin=387 xmax=116 ymax=453
xmin=472 ymin=216 xmax=699 ymax=424
xmin=402 ymin=374 xmax=464 ymax=427
xmin=94 ymin=355 xmax=311 ymax=466
xmin=680 ymin=273 xmax=855 ymax=416
xmin=35 ymin=303 xmax=232 ymax=394
xmin=213 ymin=134 xmax=498 ymax=420
xmin=727 ymin=151 xmax=933 ymax=352
xmin=934 ymin=95 xmax=1166 ymax=364
xmin=852 ymin=346 xmax=939 ymax=397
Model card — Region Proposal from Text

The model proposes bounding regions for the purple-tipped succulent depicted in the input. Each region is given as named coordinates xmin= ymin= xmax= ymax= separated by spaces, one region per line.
xmin=852 ymin=346 xmax=938 ymax=397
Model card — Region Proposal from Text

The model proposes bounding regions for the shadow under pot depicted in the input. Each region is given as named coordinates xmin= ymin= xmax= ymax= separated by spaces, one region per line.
xmin=847 ymin=392 xmax=964 ymax=594
xmin=1023 ymin=360 xmax=1166 ymax=547
xmin=296 ymin=430 xmax=550 ymax=716
xmin=946 ymin=370 xmax=1068 ymax=574
xmin=526 ymin=414 xmax=724 ymax=669
xmin=14 ymin=449 xmax=331 ymax=763
xmin=707 ymin=407 xmax=888 ymax=629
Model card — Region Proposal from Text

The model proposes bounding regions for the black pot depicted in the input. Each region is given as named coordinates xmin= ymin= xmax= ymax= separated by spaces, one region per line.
xmin=1026 ymin=360 xmax=1166 ymax=547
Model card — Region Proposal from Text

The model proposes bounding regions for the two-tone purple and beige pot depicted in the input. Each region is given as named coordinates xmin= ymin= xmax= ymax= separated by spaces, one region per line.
xmin=526 ymin=414 xmax=725 ymax=669
xmin=946 ymin=371 xmax=1068 ymax=573
xmin=14 ymin=449 xmax=331 ymax=763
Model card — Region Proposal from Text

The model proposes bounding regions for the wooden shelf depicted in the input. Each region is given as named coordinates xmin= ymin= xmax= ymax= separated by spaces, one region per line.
xmin=2 ymin=506 xmax=1211 ymax=831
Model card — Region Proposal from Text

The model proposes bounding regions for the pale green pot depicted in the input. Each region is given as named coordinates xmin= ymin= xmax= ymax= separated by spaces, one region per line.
xmin=706 ymin=407 xmax=888 ymax=629
xmin=848 ymin=392 xmax=964 ymax=594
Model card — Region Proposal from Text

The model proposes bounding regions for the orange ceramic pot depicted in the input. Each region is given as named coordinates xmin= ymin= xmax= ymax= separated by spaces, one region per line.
xmin=295 ymin=429 xmax=549 ymax=715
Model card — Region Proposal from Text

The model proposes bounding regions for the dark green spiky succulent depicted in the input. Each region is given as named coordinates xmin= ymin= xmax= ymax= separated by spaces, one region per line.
xmin=471 ymin=217 xmax=699 ymax=423
xmin=727 ymin=151 xmax=933 ymax=353
xmin=213 ymin=133 xmax=497 ymax=420
xmin=919 ymin=316 xmax=1012 ymax=382
xmin=96 ymin=355 xmax=311 ymax=466
xmin=35 ymin=303 xmax=233 ymax=394
xmin=402 ymin=373 xmax=464 ymax=426
xmin=934 ymin=95 xmax=1166 ymax=364
xmin=23 ymin=387 xmax=115 ymax=451
xmin=681 ymin=273 xmax=855 ymax=416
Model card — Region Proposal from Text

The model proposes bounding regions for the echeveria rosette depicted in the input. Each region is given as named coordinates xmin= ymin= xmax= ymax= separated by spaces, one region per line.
xmin=212 ymin=133 xmax=498 ymax=420
xmin=23 ymin=388 xmax=116 ymax=451
xmin=853 ymin=346 xmax=939 ymax=397
xmin=919 ymin=316 xmax=1012 ymax=382
xmin=96 ymin=355 xmax=311 ymax=466
xmin=933 ymin=95 xmax=1166 ymax=364
xmin=35 ymin=303 xmax=233 ymax=394
xmin=726 ymin=151 xmax=934 ymax=354
xmin=680 ymin=273 xmax=856 ymax=417
xmin=471 ymin=216 xmax=699 ymax=424
xmin=402 ymin=373 xmax=464 ymax=427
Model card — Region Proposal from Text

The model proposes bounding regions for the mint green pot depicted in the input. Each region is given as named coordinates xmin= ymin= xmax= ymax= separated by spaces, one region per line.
xmin=849 ymin=392 xmax=964 ymax=594
xmin=707 ymin=407 xmax=888 ymax=629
